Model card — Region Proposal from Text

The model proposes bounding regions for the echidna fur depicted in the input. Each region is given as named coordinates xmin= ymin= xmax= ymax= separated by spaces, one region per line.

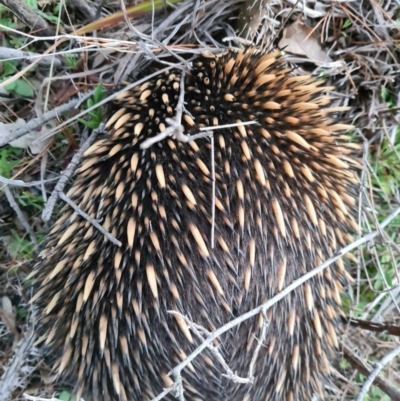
xmin=30 ymin=47 xmax=360 ymax=401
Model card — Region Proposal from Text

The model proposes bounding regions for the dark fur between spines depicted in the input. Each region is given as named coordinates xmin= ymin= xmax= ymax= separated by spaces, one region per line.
xmin=29 ymin=47 xmax=360 ymax=401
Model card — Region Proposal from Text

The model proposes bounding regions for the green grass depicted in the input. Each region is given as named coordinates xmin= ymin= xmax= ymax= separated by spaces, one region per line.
xmin=356 ymin=374 xmax=391 ymax=401
xmin=370 ymin=130 xmax=400 ymax=200
xmin=7 ymin=231 xmax=36 ymax=259
xmin=342 ymin=127 xmax=400 ymax=319
xmin=0 ymin=146 xmax=23 ymax=178
xmin=77 ymin=83 xmax=107 ymax=129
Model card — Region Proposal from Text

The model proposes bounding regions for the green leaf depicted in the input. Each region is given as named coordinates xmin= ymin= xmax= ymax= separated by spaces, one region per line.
xmin=24 ymin=0 xmax=38 ymax=10
xmin=0 ymin=17 xmax=16 ymax=29
xmin=36 ymin=9 xmax=61 ymax=24
xmin=78 ymin=117 xmax=100 ymax=129
xmin=93 ymin=83 xmax=105 ymax=103
xmin=5 ymin=79 xmax=34 ymax=97
xmin=58 ymin=390 xmax=74 ymax=401
xmin=342 ymin=19 xmax=352 ymax=29
xmin=2 ymin=60 xmax=18 ymax=76
xmin=0 ymin=147 xmax=21 ymax=178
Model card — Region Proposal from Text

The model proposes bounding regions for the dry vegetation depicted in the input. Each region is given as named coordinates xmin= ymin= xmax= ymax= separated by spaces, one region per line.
xmin=0 ymin=0 xmax=399 ymax=400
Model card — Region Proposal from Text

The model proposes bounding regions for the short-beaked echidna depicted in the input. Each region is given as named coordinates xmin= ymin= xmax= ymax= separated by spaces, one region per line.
xmin=30 ymin=47 xmax=360 ymax=401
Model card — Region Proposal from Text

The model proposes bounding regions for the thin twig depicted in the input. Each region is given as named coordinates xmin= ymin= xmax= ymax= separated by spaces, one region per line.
xmin=149 ymin=386 xmax=174 ymax=401
xmin=0 ymin=331 xmax=35 ymax=401
xmin=0 ymin=176 xmax=58 ymax=188
xmin=164 ymin=206 xmax=400 ymax=388
xmin=41 ymin=127 xmax=101 ymax=222
xmin=355 ymin=345 xmax=400 ymax=401
xmin=59 ymin=192 xmax=122 ymax=247
xmin=199 ymin=121 xmax=258 ymax=132
xmin=210 ymin=134 xmax=215 ymax=249
xmin=32 ymin=66 xmax=174 ymax=145
xmin=140 ymin=71 xmax=213 ymax=149
xmin=342 ymin=316 xmax=400 ymax=336
xmin=342 ymin=343 xmax=400 ymax=401
xmin=0 ymin=97 xmax=81 ymax=147
xmin=0 ymin=46 xmax=62 ymax=67
xmin=247 ymin=308 xmax=268 ymax=380
xmin=4 ymin=186 xmax=38 ymax=248
xmin=172 ymin=312 xmax=251 ymax=384
xmin=171 ymin=371 xmax=185 ymax=401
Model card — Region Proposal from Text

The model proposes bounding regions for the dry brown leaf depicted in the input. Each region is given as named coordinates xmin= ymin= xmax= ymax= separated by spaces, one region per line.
xmin=279 ymin=19 xmax=332 ymax=63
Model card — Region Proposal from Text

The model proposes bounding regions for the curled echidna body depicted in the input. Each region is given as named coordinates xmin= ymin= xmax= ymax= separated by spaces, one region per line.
xmin=30 ymin=47 xmax=360 ymax=401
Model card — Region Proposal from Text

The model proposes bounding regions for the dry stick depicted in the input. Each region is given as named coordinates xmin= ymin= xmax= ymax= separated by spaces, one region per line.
xmin=33 ymin=66 xmax=174 ymax=146
xmin=247 ymin=309 xmax=268 ymax=380
xmin=181 ymin=316 xmax=250 ymax=383
xmin=158 ymin=206 xmax=400 ymax=397
xmin=0 ymin=97 xmax=80 ymax=147
xmin=59 ymin=192 xmax=122 ymax=247
xmin=139 ymin=72 xmax=211 ymax=150
xmin=0 ymin=176 xmax=58 ymax=188
xmin=41 ymin=126 xmax=101 ymax=222
xmin=342 ymin=343 xmax=400 ymax=401
xmin=210 ymin=134 xmax=215 ymax=249
xmin=0 ymin=331 xmax=35 ymax=401
xmin=171 ymin=372 xmax=185 ymax=401
xmin=172 ymin=311 xmax=269 ymax=385
xmin=43 ymin=0 xmax=64 ymax=115
xmin=4 ymin=186 xmax=38 ymax=247
xmin=355 ymin=344 xmax=400 ymax=401
xmin=342 ymin=316 xmax=400 ymax=336
xmin=150 ymin=386 xmax=175 ymax=401
xmin=0 ymin=46 xmax=62 ymax=68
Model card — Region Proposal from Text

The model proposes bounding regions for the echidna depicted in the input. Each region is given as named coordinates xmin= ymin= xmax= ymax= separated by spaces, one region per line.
xmin=29 ymin=47 xmax=360 ymax=401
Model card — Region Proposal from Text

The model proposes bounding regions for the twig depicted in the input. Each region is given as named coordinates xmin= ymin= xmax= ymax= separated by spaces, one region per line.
xmin=172 ymin=312 xmax=251 ymax=384
xmin=0 ymin=46 xmax=62 ymax=67
xmin=59 ymin=192 xmax=122 ymax=247
xmin=0 ymin=97 xmax=80 ymax=147
xmin=0 ymin=176 xmax=58 ymax=188
xmin=199 ymin=121 xmax=258 ymax=132
xmin=342 ymin=316 xmax=400 ymax=336
xmin=355 ymin=345 xmax=400 ymax=401
xmin=0 ymin=331 xmax=35 ymax=401
xmin=41 ymin=126 xmax=100 ymax=222
xmin=4 ymin=186 xmax=38 ymax=248
xmin=164 ymin=206 xmax=400 ymax=389
xmin=172 ymin=371 xmax=185 ymax=401
xmin=32 ymin=66 xmax=174 ymax=145
xmin=149 ymin=386 xmax=174 ymax=401
xmin=247 ymin=308 xmax=268 ymax=380
xmin=341 ymin=343 xmax=400 ymax=401
xmin=140 ymin=72 xmax=213 ymax=149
